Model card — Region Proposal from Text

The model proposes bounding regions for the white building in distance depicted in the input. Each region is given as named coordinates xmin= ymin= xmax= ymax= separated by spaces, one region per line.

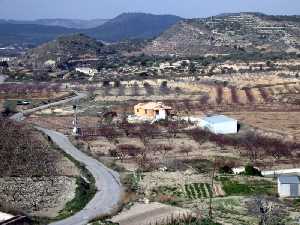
xmin=75 ymin=67 xmax=98 ymax=76
xmin=200 ymin=115 xmax=238 ymax=134
xmin=0 ymin=57 xmax=14 ymax=62
xmin=278 ymin=175 xmax=300 ymax=197
xmin=0 ymin=212 xmax=14 ymax=222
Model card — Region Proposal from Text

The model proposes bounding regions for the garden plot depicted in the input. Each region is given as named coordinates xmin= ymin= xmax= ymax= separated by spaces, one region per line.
xmin=188 ymin=196 xmax=250 ymax=224
xmin=219 ymin=176 xmax=276 ymax=197
xmin=139 ymin=171 xmax=224 ymax=201
xmin=184 ymin=183 xmax=212 ymax=199
xmin=152 ymin=183 xmax=212 ymax=201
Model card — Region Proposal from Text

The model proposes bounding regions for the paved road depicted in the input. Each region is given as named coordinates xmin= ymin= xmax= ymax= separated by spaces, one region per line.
xmin=10 ymin=92 xmax=86 ymax=122
xmin=10 ymin=92 xmax=123 ymax=225
xmin=37 ymin=127 xmax=123 ymax=225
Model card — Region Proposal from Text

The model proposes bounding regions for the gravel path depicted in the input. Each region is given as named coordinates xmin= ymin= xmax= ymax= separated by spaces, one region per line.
xmin=112 ymin=202 xmax=191 ymax=225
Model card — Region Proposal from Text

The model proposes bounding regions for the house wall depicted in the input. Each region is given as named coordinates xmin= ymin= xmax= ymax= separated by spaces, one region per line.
xmin=157 ymin=109 xmax=167 ymax=120
xmin=200 ymin=120 xmax=238 ymax=134
xmin=278 ymin=183 xmax=291 ymax=197
xmin=134 ymin=107 xmax=156 ymax=119
xmin=213 ymin=121 xmax=238 ymax=134
xmin=291 ymin=183 xmax=299 ymax=197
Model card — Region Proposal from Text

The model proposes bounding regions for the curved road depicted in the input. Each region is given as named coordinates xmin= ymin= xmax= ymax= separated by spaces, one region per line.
xmin=38 ymin=128 xmax=123 ymax=225
xmin=10 ymin=92 xmax=123 ymax=225
xmin=10 ymin=92 xmax=87 ymax=122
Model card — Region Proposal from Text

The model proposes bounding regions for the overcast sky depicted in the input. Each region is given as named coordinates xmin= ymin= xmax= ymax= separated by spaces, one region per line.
xmin=0 ymin=0 xmax=299 ymax=20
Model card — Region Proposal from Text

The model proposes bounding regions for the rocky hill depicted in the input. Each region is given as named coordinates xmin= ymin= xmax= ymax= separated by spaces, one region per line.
xmin=22 ymin=33 xmax=104 ymax=66
xmin=144 ymin=13 xmax=300 ymax=56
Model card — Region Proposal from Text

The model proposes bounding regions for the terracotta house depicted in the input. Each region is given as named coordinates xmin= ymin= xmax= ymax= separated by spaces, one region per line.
xmin=134 ymin=102 xmax=172 ymax=120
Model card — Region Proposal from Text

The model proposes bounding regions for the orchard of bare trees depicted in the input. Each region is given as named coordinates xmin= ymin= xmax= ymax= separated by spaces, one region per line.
xmin=0 ymin=83 xmax=62 ymax=98
xmin=188 ymin=128 xmax=300 ymax=164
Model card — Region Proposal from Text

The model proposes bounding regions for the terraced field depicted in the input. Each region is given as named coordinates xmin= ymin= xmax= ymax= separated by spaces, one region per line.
xmin=92 ymin=79 xmax=300 ymax=108
xmin=155 ymin=183 xmax=216 ymax=200
xmin=184 ymin=183 xmax=212 ymax=199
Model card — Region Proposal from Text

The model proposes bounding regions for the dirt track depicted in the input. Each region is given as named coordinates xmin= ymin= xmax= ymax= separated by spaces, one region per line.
xmin=111 ymin=202 xmax=191 ymax=225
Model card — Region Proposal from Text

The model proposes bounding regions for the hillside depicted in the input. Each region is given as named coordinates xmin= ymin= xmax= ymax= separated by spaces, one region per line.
xmin=144 ymin=13 xmax=300 ymax=56
xmin=86 ymin=13 xmax=182 ymax=42
xmin=22 ymin=33 xmax=104 ymax=66
xmin=0 ymin=118 xmax=79 ymax=217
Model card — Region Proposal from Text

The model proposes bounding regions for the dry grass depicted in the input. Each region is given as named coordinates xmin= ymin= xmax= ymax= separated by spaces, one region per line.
xmin=224 ymin=111 xmax=300 ymax=142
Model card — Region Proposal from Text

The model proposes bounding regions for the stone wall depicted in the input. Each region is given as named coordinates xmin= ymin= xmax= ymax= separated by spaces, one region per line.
xmin=0 ymin=176 xmax=76 ymax=218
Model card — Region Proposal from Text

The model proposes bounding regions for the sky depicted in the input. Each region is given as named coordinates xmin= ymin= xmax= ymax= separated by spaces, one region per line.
xmin=0 ymin=0 xmax=299 ymax=20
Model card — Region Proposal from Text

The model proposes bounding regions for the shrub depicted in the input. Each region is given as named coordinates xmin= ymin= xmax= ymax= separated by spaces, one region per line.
xmin=244 ymin=164 xmax=262 ymax=176
xmin=2 ymin=100 xmax=17 ymax=116
xmin=154 ymin=216 xmax=221 ymax=225
xmin=219 ymin=165 xmax=233 ymax=174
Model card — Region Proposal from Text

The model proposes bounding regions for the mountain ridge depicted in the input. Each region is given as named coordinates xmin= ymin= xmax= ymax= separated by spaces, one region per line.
xmin=1 ymin=18 xmax=109 ymax=29
xmin=0 ymin=12 xmax=182 ymax=46
xmin=85 ymin=13 xmax=182 ymax=42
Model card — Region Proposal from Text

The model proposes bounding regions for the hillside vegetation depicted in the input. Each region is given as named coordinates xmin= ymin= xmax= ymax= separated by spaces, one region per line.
xmin=144 ymin=13 xmax=300 ymax=56
xmin=0 ymin=118 xmax=81 ymax=218
xmin=22 ymin=33 xmax=104 ymax=66
xmin=0 ymin=118 xmax=60 ymax=177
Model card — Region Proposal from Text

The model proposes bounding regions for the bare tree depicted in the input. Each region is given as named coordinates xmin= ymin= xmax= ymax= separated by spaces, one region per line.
xmin=259 ymin=88 xmax=271 ymax=102
xmin=143 ymin=82 xmax=154 ymax=96
xmin=131 ymin=82 xmax=140 ymax=96
xmin=230 ymin=86 xmax=240 ymax=104
xmin=244 ymin=87 xmax=255 ymax=104
xmin=159 ymin=81 xmax=170 ymax=95
xmin=86 ymin=85 xmax=97 ymax=98
xmin=179 ymin=145 xmax=192 ymax=156
xmin=246 ymin=197 xmax=287 ymax=225
xmin=215 ymin=85 xmax=224 ymax=105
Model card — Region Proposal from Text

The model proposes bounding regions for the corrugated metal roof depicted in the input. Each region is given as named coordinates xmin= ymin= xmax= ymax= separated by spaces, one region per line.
xmin=0 ymin=212 xmax=14 ymax=222
xmin=278 ymin=175 xmax=300 ymax=184
xmin=202 ymin=115 xmax=236 ymax=124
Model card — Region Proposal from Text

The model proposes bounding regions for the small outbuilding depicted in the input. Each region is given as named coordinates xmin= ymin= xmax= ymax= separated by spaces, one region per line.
xmin=134 ymin=102 xmax=172 ymax=120
xmin=75 ymin=67 xmax=98 ymax=76
xmin=278 ymin=175 xmax=300 ymax=197
xmin=200 ymin=115 xmax=238 ymax=134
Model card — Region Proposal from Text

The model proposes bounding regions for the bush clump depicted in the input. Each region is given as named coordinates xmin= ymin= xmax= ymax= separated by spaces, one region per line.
xmin=244 ymin=165 xmax=262 ymax=176
xmin=219 ymin=165 xmax=233 ymax=174
xmin=154 ymin=216 xmax=221 ymax=225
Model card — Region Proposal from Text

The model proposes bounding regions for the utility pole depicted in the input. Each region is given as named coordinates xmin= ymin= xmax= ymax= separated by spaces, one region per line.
xmin=72 ymin=104 xmax=80 ymax=135
xmin=209 ymin=157 xmax=217 ymax=220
